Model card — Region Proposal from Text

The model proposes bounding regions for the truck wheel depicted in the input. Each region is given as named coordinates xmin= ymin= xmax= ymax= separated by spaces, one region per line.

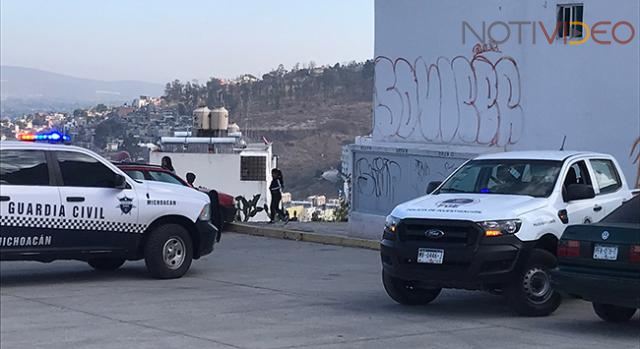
xmin=506 ymin=248 xmax=561 ymax=316
xmin=382 ymin=271 xmax=441 ymax=305
xmin=592 ymin=303 xmax=637 ymax=322
xmin=144 ymin=224 xmax=193 ymax=279
xmin=88 ymin=258 xmax=125 ymax=271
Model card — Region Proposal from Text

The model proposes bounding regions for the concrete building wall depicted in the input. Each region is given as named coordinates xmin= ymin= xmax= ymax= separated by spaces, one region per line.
xmin=350 ymin=0 xmax=640 ymax=238
xmin=150 ymin=150 xmax=274 ymax=221
xmin=373 ymin=0 xmax=639 ymax=183
xmin=351 ymin=142 xmax=483 ymax=215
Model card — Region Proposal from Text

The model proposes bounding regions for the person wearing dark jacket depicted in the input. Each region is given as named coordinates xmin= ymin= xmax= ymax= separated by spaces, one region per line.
xmin=161 ymin=156 xmax=175 ymax=174
xmin=186 ymin=172 xmax=196 ymax=187
xmin=269 ymin=168 xmax=288 ymax=223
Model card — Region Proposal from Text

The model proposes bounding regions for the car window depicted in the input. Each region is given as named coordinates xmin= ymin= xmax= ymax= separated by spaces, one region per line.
xmin=444 ymin=165 xmax=481 ymax=193
xmin=564 ymin=161 xmax=593 ymax=187
xmin=56 ymin=151 xmax=117 ymax=188
xmin=124 ymin=170 xmax=146 ymax=180
xmin=0 ymin=150 xmax=50 ymax=186
xmin=438 ymin=160 xmax=561 ymax=197
xmin=590 ymin=159 xmax=622 ymax=194
xmin=147 ymin=170 xmax=185 ymax=186
xmin=602 ymin=195 xmax=640 ymax=224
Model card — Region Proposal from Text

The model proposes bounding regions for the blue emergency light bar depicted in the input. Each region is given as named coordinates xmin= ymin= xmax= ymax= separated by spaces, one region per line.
xmin=17 ymin=131 xmax=71 ymax=143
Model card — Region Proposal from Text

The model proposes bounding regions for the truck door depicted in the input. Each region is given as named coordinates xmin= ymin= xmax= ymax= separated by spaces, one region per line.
xmin=53 ymin=150 xmax=142 ymax=254
xmin=588 ymin=158 xmax=627 ymax=220
xmin=562 ymin=160 xmax=599 ymax=224
xmin=0 ymin=149 xmax=62 ymax=254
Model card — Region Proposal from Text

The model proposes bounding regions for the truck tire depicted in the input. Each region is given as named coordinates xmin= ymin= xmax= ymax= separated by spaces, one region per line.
xmin=592 ymin=303 xmax=637 ymax=322
xmin=144 ymin=224 xmax=193 ymax=279
xmin=88 ymin=258 xmax=125 ymax=271
xmin=506 ymin=248 xmax=561 ymax=316
xmin=382 ymin=271 xmax=441 ymax=305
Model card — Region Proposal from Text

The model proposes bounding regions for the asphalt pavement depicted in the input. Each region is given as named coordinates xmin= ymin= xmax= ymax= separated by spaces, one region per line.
xmin=1 ymin=233 xmax=638 ymax=349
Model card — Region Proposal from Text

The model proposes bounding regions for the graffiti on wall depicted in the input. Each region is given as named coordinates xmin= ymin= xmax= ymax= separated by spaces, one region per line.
xmin=352 ymin=151 xmax=468 ymax=215
xmin=374 ymin=47 xmax=523 ymax=147
xmin=631 ymin=137 xmax=640 ymax=188
xmin=355 ymin=157 xmax=402 ymax=200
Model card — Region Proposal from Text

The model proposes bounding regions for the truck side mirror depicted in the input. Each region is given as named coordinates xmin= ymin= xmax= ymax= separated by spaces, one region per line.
xmin=114 ymin=174 xmax=127 ymax=189
xmin=426 ymin=181 xmax=442 ymax=194
xmin=565 ymin=184 xmax=595 ymax=202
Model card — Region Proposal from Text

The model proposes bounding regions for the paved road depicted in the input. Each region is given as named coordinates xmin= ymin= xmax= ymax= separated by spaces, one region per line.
xmin=1 ymin=233 xmax=638 ymax=349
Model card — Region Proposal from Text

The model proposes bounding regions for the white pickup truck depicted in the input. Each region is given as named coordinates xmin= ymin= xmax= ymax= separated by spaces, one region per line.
xmin=381 ymin=151 xmax=634 ymax=316
xmin=0 ymin=140 xmax=218 ymax=279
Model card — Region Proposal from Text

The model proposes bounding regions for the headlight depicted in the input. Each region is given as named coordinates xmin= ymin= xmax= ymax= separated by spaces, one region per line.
xmin=385 ymin=215 xmax=401 ymax=234
xmin=478 ymin=219 xmax=522 ymax=237
xmin=199 ymin=203 xmax=211 ymax=221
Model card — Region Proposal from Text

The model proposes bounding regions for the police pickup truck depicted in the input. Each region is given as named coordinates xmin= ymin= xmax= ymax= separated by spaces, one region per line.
xmin=0 ymin=138 xmax=217 ymax=279
xmin=381 ymin=151 xmax=633 ymax=316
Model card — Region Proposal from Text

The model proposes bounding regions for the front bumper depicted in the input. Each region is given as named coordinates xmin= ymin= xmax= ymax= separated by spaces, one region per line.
xmin=381 ymin=234 xmax=531 ymax=290
xmin=223 ymin=206 xmax=237 ymax=223
xmin=551 ymin=268 xmax=640 ymax=308
xmin=195 ymin=219 xmax=218 ymax=258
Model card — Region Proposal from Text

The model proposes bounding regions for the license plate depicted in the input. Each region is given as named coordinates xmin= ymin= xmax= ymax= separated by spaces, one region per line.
xmin=593 ymin=244 xmax=618 ymax=261
xmin=418 ymin=248 xmax=444 ymax=264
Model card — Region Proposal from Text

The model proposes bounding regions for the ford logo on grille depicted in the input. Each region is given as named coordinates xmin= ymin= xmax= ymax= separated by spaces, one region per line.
xmin=425 ymin=229 xmax=445 ymax=239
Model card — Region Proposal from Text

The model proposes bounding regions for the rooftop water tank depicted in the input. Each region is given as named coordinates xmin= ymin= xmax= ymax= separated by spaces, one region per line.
xmin=228 ymin=123 xmax=240 ymax=134
xmin=193 ymin=106 xmax=211 ymax=130
xmin=210 ymin=107 xmax=229 ymax=131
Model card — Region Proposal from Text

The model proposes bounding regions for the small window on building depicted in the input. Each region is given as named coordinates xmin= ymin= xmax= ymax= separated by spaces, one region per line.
xmin=241 ymin=156 xmax=266 ymax=181
xmin=557 ymin=4 xmax=584 ymax=39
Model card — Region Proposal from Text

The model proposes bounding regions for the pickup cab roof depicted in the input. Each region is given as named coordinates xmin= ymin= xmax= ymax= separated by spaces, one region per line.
xmin=0 ymin=140 xmax=77 ymax=151
xmin=474 ymin=150 xmax=610 ymax=161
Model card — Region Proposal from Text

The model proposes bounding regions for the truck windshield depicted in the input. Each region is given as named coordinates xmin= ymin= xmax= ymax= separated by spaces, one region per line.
xmin=437 ymin=159 xmax=563 ymax=198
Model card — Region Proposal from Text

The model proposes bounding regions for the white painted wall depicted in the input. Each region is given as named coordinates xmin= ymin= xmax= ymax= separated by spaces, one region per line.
xmin=373 ymin=0 xmax=640 ymax=187
xmin=349 ymin=0 xmax=639 ymax=237
xmin=150 ymin=150 xmax=274 ymax=221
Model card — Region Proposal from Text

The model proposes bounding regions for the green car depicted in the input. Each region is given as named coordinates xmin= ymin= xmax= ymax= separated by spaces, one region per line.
xmin=551 ymin=195 xmax=640 ymax=322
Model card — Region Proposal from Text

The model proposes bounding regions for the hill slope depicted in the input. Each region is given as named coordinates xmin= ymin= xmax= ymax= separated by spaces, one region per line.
xmin=0 ymin=66 xmax=163 ymax=103
xmin=163 ymin=62 xmax=374 ymax=199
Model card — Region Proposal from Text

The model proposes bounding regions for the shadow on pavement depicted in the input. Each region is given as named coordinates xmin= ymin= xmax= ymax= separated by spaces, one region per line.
xmin=0 ymin=263 xmax=150 ymax=287
xmin=543 ymin=313 xmax=640 ymax=338
xmin=344 ymin=290 xmax=640 ymax=339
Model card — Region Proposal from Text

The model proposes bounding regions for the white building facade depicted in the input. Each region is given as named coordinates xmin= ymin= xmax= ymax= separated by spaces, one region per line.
xmin=349 ymin=0 xmax=640 ymax=237
xmin=150 ymin=142 xmax=276 ymax=221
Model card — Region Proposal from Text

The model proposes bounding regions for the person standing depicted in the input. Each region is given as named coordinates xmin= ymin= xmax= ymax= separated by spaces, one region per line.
xmin=269 ymin=168 xmax=288 ymax=223
xmin=161 ymin=156 xmax=175 ymax=174
xmin=186 ymin=172 xmax=209 ymax=192
xmin=186 ymin=172 xmax=196 ymax=187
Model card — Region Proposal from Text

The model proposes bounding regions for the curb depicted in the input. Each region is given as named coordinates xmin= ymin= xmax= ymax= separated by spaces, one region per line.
xmin=227 ymin=223 xmax=380 ymax=251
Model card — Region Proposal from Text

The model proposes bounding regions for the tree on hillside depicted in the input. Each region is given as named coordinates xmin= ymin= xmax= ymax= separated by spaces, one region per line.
xmin=93 ymin=117 xmax=124 ymax=149
xmin=73 ymin=109 xmax=88 ymax=118
xmin=161 ymin=60 xmax=374 ymax=116
xmin=164 ymin=80 xmax=184 ymax=102
xmin=95 ymin=104 xmax=108 ymax=113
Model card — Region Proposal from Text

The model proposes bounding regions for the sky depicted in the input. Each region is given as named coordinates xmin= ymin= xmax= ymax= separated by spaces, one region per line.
xmin=0 ymin=0 xmax=374 ymax=83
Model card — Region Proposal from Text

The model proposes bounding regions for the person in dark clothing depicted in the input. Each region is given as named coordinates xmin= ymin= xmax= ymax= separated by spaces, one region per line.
xmin=161 ymin=156 xmax=175 ymax=173
xmin=186 ymin=172 xmax=196 ymax=187
xmin=269 ymin=168 xmax=288 ymax=223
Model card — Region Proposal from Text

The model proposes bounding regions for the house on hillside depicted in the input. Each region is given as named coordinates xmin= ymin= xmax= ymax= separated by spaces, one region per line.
xmin=346 ymin=0 xmax=640 ymax=237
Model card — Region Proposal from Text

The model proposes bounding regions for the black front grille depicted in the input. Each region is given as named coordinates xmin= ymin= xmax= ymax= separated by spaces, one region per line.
xmin=399 ymin=219 xmax=480 ymax=245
